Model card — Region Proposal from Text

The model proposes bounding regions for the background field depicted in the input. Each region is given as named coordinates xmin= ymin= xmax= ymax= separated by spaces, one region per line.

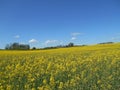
xmin=0 ymin=43 xmax=120 ymax=90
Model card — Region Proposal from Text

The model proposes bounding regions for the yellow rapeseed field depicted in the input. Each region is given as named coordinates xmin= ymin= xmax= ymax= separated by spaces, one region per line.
xmin=0 ymin=43 xmax=120 ymax=90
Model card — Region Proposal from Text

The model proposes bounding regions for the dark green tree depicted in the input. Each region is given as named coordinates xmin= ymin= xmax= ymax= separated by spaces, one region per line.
xmin=5 ymin=42 xmax=30 ymax=50
xmin=68 ymin=42 xmax=74 ymax=47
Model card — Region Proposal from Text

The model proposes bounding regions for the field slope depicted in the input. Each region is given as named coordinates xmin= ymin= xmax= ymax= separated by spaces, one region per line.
xmin=0 ymin=43 xmax=120 ymax=90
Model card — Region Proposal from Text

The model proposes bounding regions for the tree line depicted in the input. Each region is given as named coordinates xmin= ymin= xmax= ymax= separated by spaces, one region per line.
xmin=5 ymin=43 xmax=30 ymax=50
xmin=5 ymin=42 xmax=114 ymax=50
xmin=5 ymin=42 xmax=74 ymax=50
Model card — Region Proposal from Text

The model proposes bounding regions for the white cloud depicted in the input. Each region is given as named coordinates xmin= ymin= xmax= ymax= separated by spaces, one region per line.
xmin=19 ymin=42 xmax=26 ymax=44
xmin=116 ymin=33 xmax=120 ymax=35
xmin=111 ymin=37 xmax=120 ymax=40
xmin=71 ymin=32 xmax=82 ymax=37
xmin=45 ymin=40 xmax=58 ymax=44
xmin=14 ymin=35 xmax=20 ymax=38
xmin=71 ymin=37 xmax=77 ymax=40
xmin=71 ymin=32 xmax=83 ymax=40
xmin=29 ymin=39 xmax=38 ymax=43
xmin=59 ymin=41 xmax=63 ymax=44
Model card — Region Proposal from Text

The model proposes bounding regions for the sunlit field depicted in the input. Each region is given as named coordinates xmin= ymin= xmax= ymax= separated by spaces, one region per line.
xmin=0 ymin=43 xmax=120 ymax=90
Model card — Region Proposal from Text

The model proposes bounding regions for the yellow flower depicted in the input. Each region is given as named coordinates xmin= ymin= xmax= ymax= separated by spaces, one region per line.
xmin=43 ymin=79 xmax=47 ymax=84
xmin=50 ymin=76 xmax=55 ymax=86
xmin=31 ymin=78 xmax=35 ymax=82
xmin=58 ymin=82 xmax=63 ymax=89
xmin=97 ymin=80 xmax=101 ymax=84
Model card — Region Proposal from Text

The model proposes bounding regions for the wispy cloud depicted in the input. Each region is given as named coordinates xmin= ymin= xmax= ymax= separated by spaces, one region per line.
xmin=59 ymin=41 xmax=63 ymax=44
xmin=19 ymin=42 xmax=26 ymax=44
xmin=71 ymin=37 xmax=77 ymax=40
xmin=71 ymin=32 xmax=82 ymax=37
xmin=14 ymin=35 xmax=20 ymax=39
xmin=111 ymin=33 xmax=120 ymax=41
xmin=116 ymin=33 xmax=120 ymax=35
xmin=44 ymin=40 xmax=64 ymax=46
xmin=45 ymin=40 xmax=58 ymax=44
xmin=29 ymin=39 xmax=38 ymax=43
xmin=111 ymin=37 xmax=120 ymax=40
xmin=71 ymin=32 xmax=83 ymax=40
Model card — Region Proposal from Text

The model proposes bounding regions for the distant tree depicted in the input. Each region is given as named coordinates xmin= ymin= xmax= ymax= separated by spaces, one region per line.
xmin=56 ymin=45 xmax=63 ymax=48
xmin=27 ymin=45 xmax=30 ymax=50
xmin=12 ymin=43 xmax=19 ymax=49
xmin=98 ymin=42 xmax=114 ymax=44
xmin=68 ymin=42 xmax=74 ymax=47
xmin=41 ymin=42 xmax=75 ymax=50
xmin=82 ymin=44 xmax=87 ymax=46
xmin=5 ymin=44 xmax=10 ymax=50
xmin=32 ymin=47 xmax=36 ymax=50
xmin=5 ymin=42 xmax=30 ymax=50
xmin=19 ymin=44 xmax=30 ymax=50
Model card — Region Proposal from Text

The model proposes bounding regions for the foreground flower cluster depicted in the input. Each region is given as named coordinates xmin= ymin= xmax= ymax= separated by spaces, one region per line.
xmin=0 ymin=44 xmax=120 ymax=90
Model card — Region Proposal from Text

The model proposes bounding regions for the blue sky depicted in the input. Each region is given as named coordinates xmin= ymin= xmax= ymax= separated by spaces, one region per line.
xmin=0 ymin=0 xmax=120 ymax=48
